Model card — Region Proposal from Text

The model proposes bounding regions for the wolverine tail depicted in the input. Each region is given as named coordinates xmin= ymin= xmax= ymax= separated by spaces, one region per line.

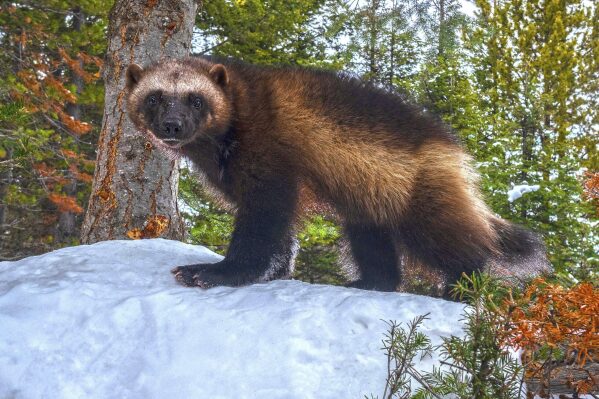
xmin=489 ymin=218 xmax=552 ymax=280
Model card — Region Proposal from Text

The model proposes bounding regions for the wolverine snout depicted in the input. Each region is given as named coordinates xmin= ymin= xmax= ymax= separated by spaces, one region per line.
xmin=162 ymin=119 xmax=183 ymax=137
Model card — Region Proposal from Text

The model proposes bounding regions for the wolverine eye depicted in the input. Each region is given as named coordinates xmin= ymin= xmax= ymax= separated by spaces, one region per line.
xmin=192 ymin=97 xmax=203 ymax=109
xmin=148 ymin=95 xmax=158 ymax=105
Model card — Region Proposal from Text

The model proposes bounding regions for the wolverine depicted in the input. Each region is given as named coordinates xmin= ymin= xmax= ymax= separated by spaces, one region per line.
xmin=125 ymin=57 xmax=549 ymax=296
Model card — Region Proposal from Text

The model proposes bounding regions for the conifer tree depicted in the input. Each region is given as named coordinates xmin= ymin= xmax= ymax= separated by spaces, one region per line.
xmin=467 ymin=0 xmax=597 ymax=275
xmin=0 ymin=1 xmax=106 ymax=258
xmin=346 ymin=0 xmax=420 ymax=92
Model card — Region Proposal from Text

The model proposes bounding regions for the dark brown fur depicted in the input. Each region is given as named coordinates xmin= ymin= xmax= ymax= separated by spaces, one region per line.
xmin=125 ymin=57 xmax=550 ymax=297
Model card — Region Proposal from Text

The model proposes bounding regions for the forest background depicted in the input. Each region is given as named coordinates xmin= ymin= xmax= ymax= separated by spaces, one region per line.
xmin=0 ymin=0 xmax=597 ymax=290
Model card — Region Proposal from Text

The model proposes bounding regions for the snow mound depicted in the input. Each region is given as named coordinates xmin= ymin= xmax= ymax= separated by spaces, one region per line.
xmin=508 ymin=184 xmax=540 ymax=202
xmin=0 ymin=239 xmax=464 ymax=399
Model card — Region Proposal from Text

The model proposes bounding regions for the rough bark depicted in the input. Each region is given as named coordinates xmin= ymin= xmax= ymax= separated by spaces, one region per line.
xmin=525 ymin=362 xmax=599 ymax=396
xmin=81 ymin=0 xmax=200 ymax=243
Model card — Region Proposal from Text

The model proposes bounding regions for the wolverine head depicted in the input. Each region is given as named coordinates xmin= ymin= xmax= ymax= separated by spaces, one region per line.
xmin=125 ymin=58 xmax=232 ymax=148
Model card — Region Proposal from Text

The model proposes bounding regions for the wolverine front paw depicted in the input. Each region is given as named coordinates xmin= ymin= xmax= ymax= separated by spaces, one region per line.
xmin=171 ymin=262 xmax=246 ymax=288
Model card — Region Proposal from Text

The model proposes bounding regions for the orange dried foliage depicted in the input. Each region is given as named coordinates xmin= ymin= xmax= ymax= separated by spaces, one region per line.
xmin=10 ymin=22 xmax=101 ymax=136
xmin=17 ymin=70 xmax=41 ymax=95
xmin=126 ymin=215 xmax=170 ymax=240
xmin=19 ymin=29 xmax=27 ymax=46
xmin=584 ymin=172 xmax=599 ymax=200
xmin=572 ymin=378 xmax=598 ymax=394
xmin=9 ymin=89 xmax=23 ymax=102
xmin=48 ymin=193 xmax=84 ymax=214
xmin=54 ymin=107 xmax=92 ymax=135
xmin=78 ymin=52 xmax=103 ymax=71
xmin=44 ymin=74 xmax=77 ymax=103
xmin=34 ymin=162 xmax=57 ymax=178
xmin=583 ymin=171 xmax=599 ymax=215
xmin=500 ymin=280 xmax=599 ymax=394
xmin=68 ymin=163 xmax=93 ymax=183
xmin=58 ymin=48 xmax=102 ymax=84
xmin=34 ymin=162 xmax=67 ymax=186
xmin=24 ymin=103 xmax=40 ymax=113
xmin=61 ymin=149 xmax=80 ymax=159
xmin=42 ymin=214 xmax=59 ymax=225
xmin=502 ymin=279 xmax=598 ymax=367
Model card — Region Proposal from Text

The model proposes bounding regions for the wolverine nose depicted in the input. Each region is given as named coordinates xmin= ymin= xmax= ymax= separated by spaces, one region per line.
xmin=163 ymin=119 xmax=182 ymax=136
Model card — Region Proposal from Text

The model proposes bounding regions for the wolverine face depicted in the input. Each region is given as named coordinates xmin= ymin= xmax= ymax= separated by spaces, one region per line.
xmin=125 ymin=60 xmax=231 ymax=148
xmin=138 ymin=89 xmax=207 ymax=144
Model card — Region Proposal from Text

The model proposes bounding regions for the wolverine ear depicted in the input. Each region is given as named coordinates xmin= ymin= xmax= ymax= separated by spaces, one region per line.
xmin=126 ymin=64 xmax=144 ymax=90
xmin=209 ymin=64 xmax=229 ymax=87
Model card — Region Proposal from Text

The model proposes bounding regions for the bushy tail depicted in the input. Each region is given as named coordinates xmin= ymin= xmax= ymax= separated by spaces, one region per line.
xmin=489 ymin=218 xmax=552 ymax=280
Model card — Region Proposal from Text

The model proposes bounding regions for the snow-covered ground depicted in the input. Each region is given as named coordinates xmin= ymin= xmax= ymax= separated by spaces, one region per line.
xmin=0 ymin=239 xmax=465 ymax=399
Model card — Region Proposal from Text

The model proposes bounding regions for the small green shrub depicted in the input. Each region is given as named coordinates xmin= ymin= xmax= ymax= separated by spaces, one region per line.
xmin=371 ymin=273 xmax=525 ymax=399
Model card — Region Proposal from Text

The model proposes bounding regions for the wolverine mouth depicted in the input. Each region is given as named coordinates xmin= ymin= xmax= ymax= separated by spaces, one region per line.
xmin=160 ymin=138 xmax=185 ymax=148
xmin=142 ymin=129 xmax=184 ymax=149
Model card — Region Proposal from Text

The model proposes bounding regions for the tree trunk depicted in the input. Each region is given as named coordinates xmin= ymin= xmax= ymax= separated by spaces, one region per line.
xmin=438 ymin=0 xmax=445 ymax=56
xmin=0 ymin=148 xmax=12 ymax=234
xmin=81 ymin=0 xmax=200 ymax=243
xmin=388 ymin=0 xmax=396 ymax=89
xmin=519 ymin=114 xmax=534 ymax=219
xmin=58 ymin=7 xmax=85 ymax=244
xmin=525 ymin=361 xmax=599 ymax=396
xmin=367 ymin=0 xmax=380 ymax=83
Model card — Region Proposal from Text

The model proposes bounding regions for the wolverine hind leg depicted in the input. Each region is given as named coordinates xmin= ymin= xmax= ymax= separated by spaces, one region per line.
xmin=398 ymin=213 xmax=492 ymax=298
xmin=344 ymin=223 xmax=401 ymax=291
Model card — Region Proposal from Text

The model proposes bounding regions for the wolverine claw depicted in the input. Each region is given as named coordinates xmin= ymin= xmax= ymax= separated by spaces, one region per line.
xmin=171 ymin=264 xmax=214 ymax=287
xmin=171 ymin=262 xmax=244 ymax=288
xmin=192 ymin=274 xmax=216 ymax=289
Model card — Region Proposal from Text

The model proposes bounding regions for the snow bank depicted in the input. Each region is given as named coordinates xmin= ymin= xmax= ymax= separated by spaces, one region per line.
xmin=508 ymin=184 xmax=540 ymax=202
xmin=0 ymin=239 xmax=464 ymax=399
